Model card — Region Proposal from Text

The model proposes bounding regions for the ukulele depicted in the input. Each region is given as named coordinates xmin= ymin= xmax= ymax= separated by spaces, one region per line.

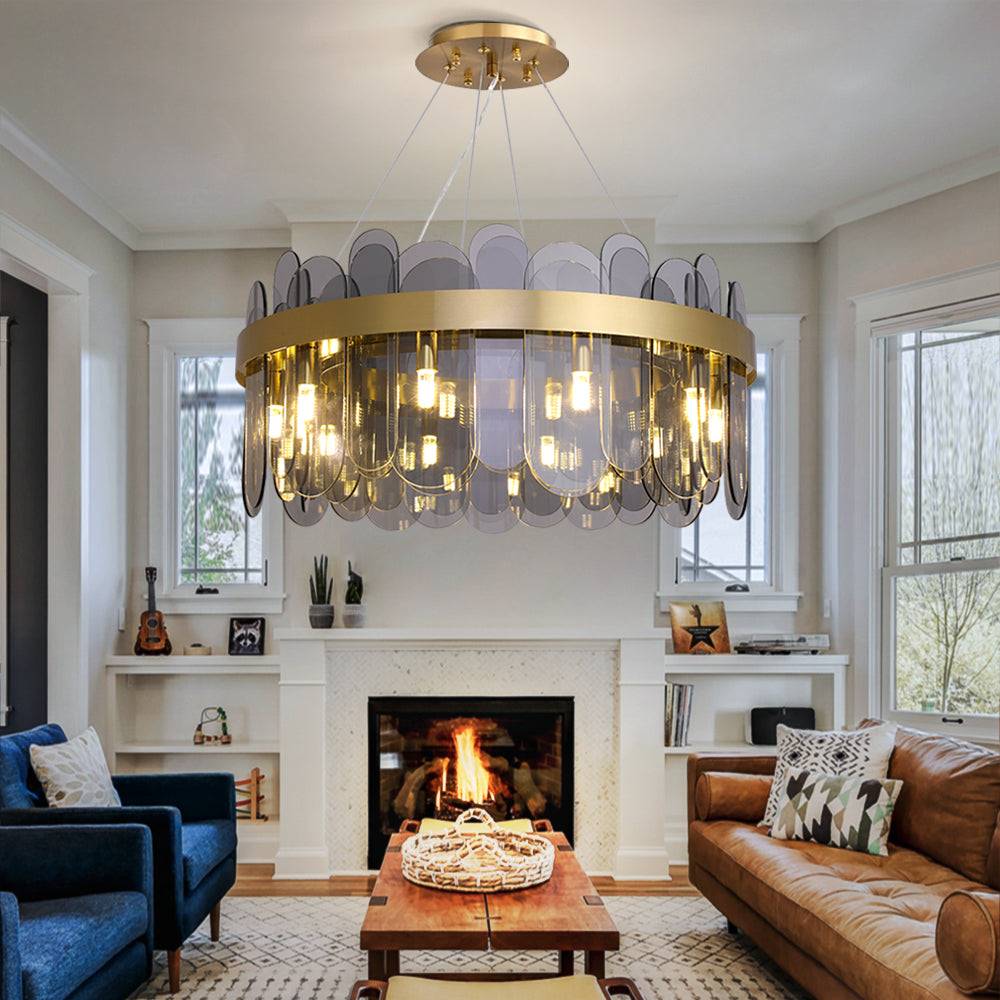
xmin=135 ymin=566 xmax=172 ymax=655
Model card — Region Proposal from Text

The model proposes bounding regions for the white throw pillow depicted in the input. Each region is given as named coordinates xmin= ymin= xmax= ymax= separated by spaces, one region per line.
xmin=760 ymin=722 xmax=897 ymax=829
xmin=29 ymin=726 xmax=121 ymax=807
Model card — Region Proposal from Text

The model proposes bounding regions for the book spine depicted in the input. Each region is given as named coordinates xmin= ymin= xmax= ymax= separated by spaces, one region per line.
xmin=664 ymin=682 xmax=674 ymax=747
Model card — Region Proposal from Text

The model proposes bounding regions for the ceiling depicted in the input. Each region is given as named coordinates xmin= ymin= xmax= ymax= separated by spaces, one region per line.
xmin=1 ymin=0 xmax=998 ymax=249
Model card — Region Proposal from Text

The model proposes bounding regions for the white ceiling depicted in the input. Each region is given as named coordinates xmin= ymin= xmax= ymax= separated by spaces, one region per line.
xmin=1 ymin=0 xmax=998 ymax=249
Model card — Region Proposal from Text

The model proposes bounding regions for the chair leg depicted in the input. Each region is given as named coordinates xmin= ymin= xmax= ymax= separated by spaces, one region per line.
xmin=726 ymin=919 xmax=739 ymax=935
xmin=210 ymin=901 xmax=221 ymax=942
xmin=167 ymin=949 xmax=181 ymax=993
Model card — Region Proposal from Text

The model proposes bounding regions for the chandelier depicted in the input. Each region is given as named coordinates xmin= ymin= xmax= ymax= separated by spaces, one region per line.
xmin=236 ymin=21 xmax=756 ymax=531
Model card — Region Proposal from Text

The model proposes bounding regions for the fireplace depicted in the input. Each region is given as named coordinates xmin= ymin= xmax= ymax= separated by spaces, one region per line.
xmin=367 ymin=696 xmax=574 ymax=867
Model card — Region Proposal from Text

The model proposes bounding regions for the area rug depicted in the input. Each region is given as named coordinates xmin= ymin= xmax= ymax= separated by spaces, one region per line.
xmin=138 ymin=895 xmax=808 ymax=999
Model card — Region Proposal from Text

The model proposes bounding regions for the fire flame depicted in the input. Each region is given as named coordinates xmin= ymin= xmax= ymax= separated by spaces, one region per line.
xmin=452 ymin=725 xmax=495 ymax=804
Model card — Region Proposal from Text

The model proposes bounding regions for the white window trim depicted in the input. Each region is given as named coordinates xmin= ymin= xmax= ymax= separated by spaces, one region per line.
xmin=854 ymin=261 xmax=1000 ymax=743
xmin=657 ymin=313 xmax=803 ymax=615
xmin=145 ymin=318 xmax=284 ymax=615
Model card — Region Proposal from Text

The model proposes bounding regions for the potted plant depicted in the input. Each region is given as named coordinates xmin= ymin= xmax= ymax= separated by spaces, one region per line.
xmin=308 ymin=555 xmax=335 ymax=629
xmin=342 ymin=560 xmax=365 ymax=628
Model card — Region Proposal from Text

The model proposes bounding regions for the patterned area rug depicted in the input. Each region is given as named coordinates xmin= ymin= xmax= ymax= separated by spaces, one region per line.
xmin=138 ymin=895 xmax=808 ymax=999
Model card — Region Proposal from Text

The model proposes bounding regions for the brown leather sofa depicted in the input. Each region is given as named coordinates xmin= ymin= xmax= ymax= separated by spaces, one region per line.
xmin=687 ymin=725 xmax=1000 ymax=999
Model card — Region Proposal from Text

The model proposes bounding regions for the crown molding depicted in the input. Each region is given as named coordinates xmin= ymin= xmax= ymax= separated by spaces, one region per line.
xmin=135 ymin=228 xmax=290 ymax=251
xmin=654 ymin=221 xmax=813 ymax=244
xmin=0 ymin=106 xmax=141 ymax=250
xmin=808 ymin=147 xmax=1000 ymax=241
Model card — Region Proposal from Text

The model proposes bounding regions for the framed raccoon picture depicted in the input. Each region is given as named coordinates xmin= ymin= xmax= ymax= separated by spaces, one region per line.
xmin=228 ymin=616 xmax=265 ymax=656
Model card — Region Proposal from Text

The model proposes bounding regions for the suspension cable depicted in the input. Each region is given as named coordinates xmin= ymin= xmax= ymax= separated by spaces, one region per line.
xmin=460 ymin=61 xmax=486 ymax=252
xmin=499 ymin=83 xmax=525 ymax=241
xmin=337 ymin=68 xmax=451 ymax=264
xmin=535 ymin=67 xmax=631 ymax=235
xmin=418 ymin=72 xmax=499 ymax=244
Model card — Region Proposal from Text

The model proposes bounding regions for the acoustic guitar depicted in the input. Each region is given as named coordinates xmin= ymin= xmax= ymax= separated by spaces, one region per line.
xmin=135 ymin=566 xmax=172 ymax=655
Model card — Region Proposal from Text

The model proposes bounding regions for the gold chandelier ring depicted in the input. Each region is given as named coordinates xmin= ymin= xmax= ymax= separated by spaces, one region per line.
xmin=236 ymin=289 xmax=757 ymax=385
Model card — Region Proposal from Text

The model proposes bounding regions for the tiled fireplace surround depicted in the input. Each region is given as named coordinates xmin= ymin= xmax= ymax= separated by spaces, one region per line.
xmin=273 ymin=629 xmax=669 ymax=879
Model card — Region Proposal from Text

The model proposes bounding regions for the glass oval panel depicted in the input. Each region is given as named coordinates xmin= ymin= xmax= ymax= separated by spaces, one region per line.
xmin=398 ymin=241 xmax=476 ymax=292
xmin=694 ymin=253 xmax=721 ymax=313
xmin=302 ymin=255 xmax=346 ymax=304
xmin=567 ymin=496 xmax=619 ymax=530
xmin=525 ymin=242 xmax=600 ymax=293
xmin=466 ymin=504 xmax=518 ymax=534
xmin=346 ymin=335 xmax=396 ymax=476
xmin=727 ymin=280 xmax=747 ymax=326
xmin=600 ymin=235 xmax=649 ymax=295
xmin=407 ymin=485 xmax=468 ymax=528
xmin=651 ymin=343 xmax=708 ymax=499
xmin=524 ymin=331 xmax=610 ymax=497
xmin=366 ymin=481 xmax=417 ymax=531
xmin=660 ymin=494 xmax=701 ymax=527
xmin=242 ymin=358 xmax=268 ymax=517
xmin=333 ymin=479 xmax=371 ymax=521
xmin=474 ymin=334 xmax=525 ymax=471
xmin=604 ymin=335 xmax=651 ymax=473
xmin=725 ymin=357 xmax=750 ymax=520
xmin=273 ymin=250 xmax=300 ymax=311
xmin=246 ymin=280 xmax=267 ymax=325
xmin=468 ymin=464 xmax=514 ymax=516
xmin=298 ymin=346 xmax=348 ymax=498
xmin=469 ymin=224 xmax=528 ymax=290
xmin=394 ymin=330 xmax=475 ymax=492
xmin=268 ymin=347 xmax=303 ymax=498
xmin=367 ymin=467 xmax=407 ymax=511
xmin=283 ymin=493 xmax=328 ymax=526
xmin=325 ymin=449 xmax=361 ymax=504
xmin=650 ymin=257 xmax=694 ymax=305
xmin=350 ymin=230 xmax=398 ymax=297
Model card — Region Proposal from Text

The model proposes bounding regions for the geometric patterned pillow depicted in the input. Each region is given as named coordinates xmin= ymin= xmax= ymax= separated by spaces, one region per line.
xmin=29 ymin=727 xmax=121 ymax=807
xmin=770 ymin=769 xmax=904 ymax=856
xmin=759 ymin=722 xmax=897 ymax=829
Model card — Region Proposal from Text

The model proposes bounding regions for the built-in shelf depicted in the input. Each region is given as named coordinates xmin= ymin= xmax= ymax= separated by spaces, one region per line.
xmin=107 ymin=655 xmax=280 ymax=675
xmin=663 ymin=742 xmax=778 ymax=756
xmin=114 ymin=741 xmax=280 ymax=755
xmin=663 ymin=654 xmax=848 ymax=676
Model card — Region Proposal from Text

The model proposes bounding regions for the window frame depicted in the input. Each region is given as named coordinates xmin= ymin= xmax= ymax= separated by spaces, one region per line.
xmin=657 ymin=313 xmax=802 ymax=614
xmin=874 ymin=306 xmax=999 ymax=741
xmin=146 ymin=318 xmax=284 ymax=615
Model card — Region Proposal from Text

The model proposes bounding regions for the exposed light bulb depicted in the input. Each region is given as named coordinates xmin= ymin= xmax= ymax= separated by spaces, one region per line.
xmin=416 ymin=368 xmax=437 ymax=409
xmin=539 ymin=435 xmax=556 ymax=467
xmin=507 ymin=472 xmax=520 ymax=497
xmin=421 ymin=434 xmax=438 ymax=467
xmin=319 ymin=338 xmax=341 ymax=358
xmin=652 ymin=430 xmax=663 ymax=460
xmin=297 ymin=382 xmax=316 ymax=421
xmin=442 ymin=470 xmax=456 ymax=492
xmin=598 ymin=470 xmax=617 ymax=494
xmin=268 ymin=404 xmax=284 ymax=440
xmin=438 ymin=381 xmax=457 ymax=419
xmin=318 ymin=424 xmax=340 ymax=457
xmin=570 ymin=369 xmax=592 ymax=412
xmin=708 ymin=407 xmax=725 ymax=444
xmin=544 ymin=377 xmax=563 ymax=420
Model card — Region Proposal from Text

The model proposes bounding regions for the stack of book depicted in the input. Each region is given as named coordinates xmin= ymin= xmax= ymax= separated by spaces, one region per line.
xmin=665 ymin=682 xmax=694 ymax=747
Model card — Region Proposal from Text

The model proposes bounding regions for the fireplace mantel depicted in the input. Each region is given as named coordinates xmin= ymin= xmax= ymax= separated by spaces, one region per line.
xmin=273 ymin=629 xmax=669 ymax=882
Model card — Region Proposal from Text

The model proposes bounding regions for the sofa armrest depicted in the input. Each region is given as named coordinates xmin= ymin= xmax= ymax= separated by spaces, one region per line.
xmin=694 ymin=771 xmax=773 ymax=823
xmin=113 ymin=772 xmax=236 ymax=822
xmin=0 ymin=824 xmax=152 ymax=902
xmin=0 ymin=892 xmax=21 ymax=1000
xmin=936 ymin=890 xmax=1000 ymax=995
xmin=686 ymin=754 xmax=776 ymax=826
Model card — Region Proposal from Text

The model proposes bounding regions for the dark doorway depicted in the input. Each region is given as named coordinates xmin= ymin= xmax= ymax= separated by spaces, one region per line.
xmin=0 ymin=272 xmax=48 ymax=733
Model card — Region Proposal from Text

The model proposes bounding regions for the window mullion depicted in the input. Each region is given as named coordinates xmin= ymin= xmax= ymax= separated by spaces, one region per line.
xmin=913 ymin=331 xmax=922 ymax=563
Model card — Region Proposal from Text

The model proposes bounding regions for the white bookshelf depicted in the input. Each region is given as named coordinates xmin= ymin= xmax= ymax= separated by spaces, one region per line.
xmin=106 ymin=655 xmax=281 ymax=862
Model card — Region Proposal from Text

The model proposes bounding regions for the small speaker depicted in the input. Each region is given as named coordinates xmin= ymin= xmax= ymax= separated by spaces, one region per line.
xmin=746 ymin=707 xmax=816 ymax=746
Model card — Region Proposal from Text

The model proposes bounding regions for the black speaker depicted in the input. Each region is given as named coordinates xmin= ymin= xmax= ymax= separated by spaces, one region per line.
xmin=747 ymin=707 xmax=815 ymax=746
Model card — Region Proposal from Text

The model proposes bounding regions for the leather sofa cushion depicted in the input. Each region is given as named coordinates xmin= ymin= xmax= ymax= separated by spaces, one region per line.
xmin=182 ymin=819 xmax=237 ymax=892
xmin=695 ymin=772 xmax=772 ymax=822
xmin=866 ymin=723 xmax=1000 ymax=888
xmin=935 ymin=890 xmax=1000 ymax=994
xmin=18 ymin=890 xmax=148 ymax=1000
xmin=690 ymin=819 xmax=991 ymax=1000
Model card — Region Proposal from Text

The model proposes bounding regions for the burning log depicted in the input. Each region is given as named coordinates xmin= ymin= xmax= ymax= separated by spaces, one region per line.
xmin=514 ymin=762 xmax=547 ymax=817
xmin=394 ymin=757 xmax=448 ymax=819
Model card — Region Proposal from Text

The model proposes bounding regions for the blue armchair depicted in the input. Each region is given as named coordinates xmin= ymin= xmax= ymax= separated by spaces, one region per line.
xmin=0 ymin=725 xmax=237 ymax=994
xmin=0 ymin=823 xmax=153 ymax=1000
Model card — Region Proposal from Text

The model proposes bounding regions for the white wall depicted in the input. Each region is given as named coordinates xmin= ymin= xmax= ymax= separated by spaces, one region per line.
xmin=0 ymin=146 xmax=132 ymax=738
xmin=128 ymin=219 xmax=820 ymax=651
xmin=818 ymin=172 xmax=1000 ymax=721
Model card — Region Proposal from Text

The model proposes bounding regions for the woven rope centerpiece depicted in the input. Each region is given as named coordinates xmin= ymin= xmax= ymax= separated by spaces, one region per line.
xmin=400 ymin=807 xmax=555 ymax=893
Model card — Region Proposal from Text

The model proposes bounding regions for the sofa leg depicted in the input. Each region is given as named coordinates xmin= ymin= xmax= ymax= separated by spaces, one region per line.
xmin=726 ymin=919 xmax=739 ymax=935
xmin=167 ymin=949 xmax=181 ymax=993
xmin=210 ymin=901 xmax=221 ymax=942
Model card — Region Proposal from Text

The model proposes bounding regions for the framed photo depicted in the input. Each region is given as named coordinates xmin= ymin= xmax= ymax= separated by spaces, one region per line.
xmin=669 ymin=601 xmax=731 ymax=654
xmin=228 ymin=616 xmax=265 ymax=656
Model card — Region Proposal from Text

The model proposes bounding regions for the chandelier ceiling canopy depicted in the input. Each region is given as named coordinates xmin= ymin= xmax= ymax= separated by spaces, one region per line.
xmin=237 ymin=21 xmax=756 ymax=532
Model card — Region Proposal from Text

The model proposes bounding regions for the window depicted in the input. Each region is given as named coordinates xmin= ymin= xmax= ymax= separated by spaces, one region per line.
xmin=148 ymin=319 xmax=283 ymax=614
xmin=680 ymin=350 xmax=769 ymax=585
xmin=658 ymin=315 xmax=801 ymax=614
xmin=881 ymin=314 xmax=999 ymax=735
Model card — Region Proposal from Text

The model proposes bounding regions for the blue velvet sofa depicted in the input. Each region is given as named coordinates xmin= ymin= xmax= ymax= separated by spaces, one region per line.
xmin=0 ymin=725 xmax=237 ymax=994
xmin=0 ymin=823 xmax=153 ymax=1000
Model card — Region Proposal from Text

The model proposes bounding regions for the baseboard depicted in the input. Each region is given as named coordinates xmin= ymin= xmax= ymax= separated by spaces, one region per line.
xmin=665 ymin=820 xmax=689 ymax=866
xmin=612 ymin=846 xmax=671 ymax=880
xmin=273 ymin=848 xmax=330 ymax=880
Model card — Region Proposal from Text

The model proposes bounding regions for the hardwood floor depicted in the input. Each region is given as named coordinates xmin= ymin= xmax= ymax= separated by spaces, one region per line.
xmin=232 ymin=864 xmax=699 ymax=897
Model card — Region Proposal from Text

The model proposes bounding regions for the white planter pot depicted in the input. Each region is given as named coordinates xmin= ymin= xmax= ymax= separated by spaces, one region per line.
xmin=342 ymin=604 xmax=366 ymax=628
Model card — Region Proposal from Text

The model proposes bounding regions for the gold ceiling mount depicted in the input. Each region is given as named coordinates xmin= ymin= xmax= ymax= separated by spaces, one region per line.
xmin=415 ymin=20 xmax=569 ymax=90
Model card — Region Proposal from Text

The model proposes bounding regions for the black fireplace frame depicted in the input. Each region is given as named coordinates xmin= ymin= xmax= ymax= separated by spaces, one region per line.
xmin=367 ymin=695 xmax=574 ymax=869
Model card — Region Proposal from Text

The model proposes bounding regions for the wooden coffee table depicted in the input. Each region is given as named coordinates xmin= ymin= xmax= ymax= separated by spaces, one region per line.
xmin=360 ymin=831 xmax=620 ymax=980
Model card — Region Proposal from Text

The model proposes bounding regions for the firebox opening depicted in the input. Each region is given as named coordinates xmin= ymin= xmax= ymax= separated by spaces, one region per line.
xmin=367 ymin=696 xmax=574 ymax=868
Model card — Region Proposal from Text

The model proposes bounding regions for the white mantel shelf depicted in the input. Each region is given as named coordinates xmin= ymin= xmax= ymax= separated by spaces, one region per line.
xmin=275 ymin=627 xmax=670 ymax=648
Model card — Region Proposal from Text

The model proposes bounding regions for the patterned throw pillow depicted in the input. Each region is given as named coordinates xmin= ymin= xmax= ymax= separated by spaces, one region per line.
xmin=770 ymin=769 xmax=903 ymax=856
xmin=29 ymin=727 xmax=121 ymax=807
xmin=760 ymin=722 xmax=897 ymax=829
